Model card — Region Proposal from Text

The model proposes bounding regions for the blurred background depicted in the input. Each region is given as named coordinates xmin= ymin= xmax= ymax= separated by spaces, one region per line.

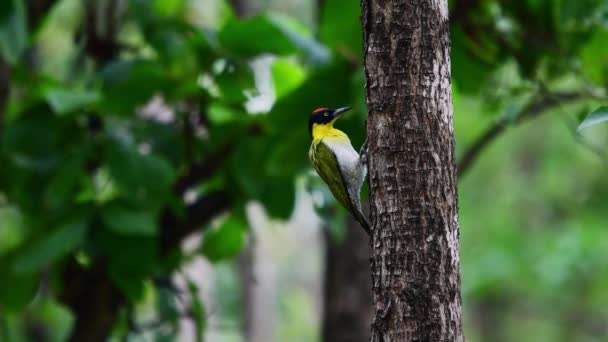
xmin=0 ymin=0 xmax=607 ymax=341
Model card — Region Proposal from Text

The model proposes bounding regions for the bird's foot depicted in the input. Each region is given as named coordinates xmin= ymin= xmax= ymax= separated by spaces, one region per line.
xmin=359 ymin=138 xmax=368 ymax=166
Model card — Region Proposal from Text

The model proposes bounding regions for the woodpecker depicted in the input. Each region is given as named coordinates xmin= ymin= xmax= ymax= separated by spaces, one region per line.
xmin=308 ymin=107 xmax=370 ymax=236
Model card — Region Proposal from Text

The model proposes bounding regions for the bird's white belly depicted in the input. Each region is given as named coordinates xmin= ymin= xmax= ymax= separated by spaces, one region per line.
xmin=323 ymin=138 xmax=366 ymax=190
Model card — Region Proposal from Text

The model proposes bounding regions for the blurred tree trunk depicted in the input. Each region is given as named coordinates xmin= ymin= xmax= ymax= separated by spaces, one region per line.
xmin=231 ymin=1 xmax=266 ymax=340
xmin=238 ymin=241 xmax=256 ymax=340
xmin=472 ymin=296 xmax=506 ymax=342
xmin=361 ymin=0 xmax=464 ymax=341
xmin=322 ymin=215 xmax=372 ymax=342
xmin=238 ymin=232 xmax=278 ymax=342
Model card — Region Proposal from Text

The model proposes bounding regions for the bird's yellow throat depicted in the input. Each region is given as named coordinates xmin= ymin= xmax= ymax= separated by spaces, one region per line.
xmin=311 ymin=121 xmax=348 ymax=141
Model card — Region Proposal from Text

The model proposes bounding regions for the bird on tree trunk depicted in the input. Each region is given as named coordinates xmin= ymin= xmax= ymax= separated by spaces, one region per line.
xmin=308 ymin=106 xmax=371 ymax=236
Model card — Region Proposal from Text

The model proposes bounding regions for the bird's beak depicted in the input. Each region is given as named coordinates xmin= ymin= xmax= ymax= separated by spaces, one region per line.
xmin=332 ymin=106 xmax=351 ymax=120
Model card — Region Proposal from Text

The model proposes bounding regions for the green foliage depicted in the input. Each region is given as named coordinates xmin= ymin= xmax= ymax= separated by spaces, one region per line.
xmin=187 ymin=279 xmax=206 ymax=342
xmin=219 ymin=14 xmax=300 ymax=57
xmin=0 ymin=264 xmax=37 ymax=312
xmin=0 ymin=0 xmax=27 ymax=65
xmin=45 ymin=88 xmax=100 ymax=115
xmin=0 ymin=0 xmax=606 ymax=340
xmin=320 ymin=0 xmax=362 ymax=59
xmin=0 ymin=206 xmax=25 ymax=256
xmin=13 ymin=219 xmax=87 ymax=274
xmin=201 ymin=214 xmax=247 ymax=262
xmin=577 ymin=106 xmax=608 ymax=131
xmin=101 ymin=200 xmax=158 ymax=236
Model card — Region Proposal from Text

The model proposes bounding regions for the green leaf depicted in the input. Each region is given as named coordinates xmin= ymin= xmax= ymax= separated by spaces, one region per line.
xmin=13 ymin=219 xmax=87 ymax=274
xmin=577 ymin=106 xmax=608 ymax=132
xmin=187 ymin=280 xmax=206 ymax=342
xmin=0 ymin=262 xmax=38 ymax=312
xmin=98 ymin=60 xmax=173 ymax=114
xmin=214 ymin=61 xmax=256 ymax=104
xmin=109 ymin=268 xmax=145 ymax=301
xmin=219 ymin=15 xmax=296 ymax=57
xmin=1 ymin=111 xmax=66 ymax=172
xmin=0 ymin=0 xmax=27 ymax=65
xmin=259 ymin=178 xmax=296 ymax=219
xmin=201 ymin=214 xmax=247 ymax=262
xmin=271 ymin=58 xmax=306 ymax=99
xmin=268 ymin=60 xmax=355 ymax=129
xmin=450 ymin=28 xmax=495 ymax=94
xmin=106 ymin=138 xmax=175 ymax=203
xmin=99 ymin=229 xmax=157 ymax=277
xmin=265 ymin=130 xmax=309 ymax=177
xmin=227 ymin=139 xmax=267 ymax=198
xmin=207 ymin=102 xmax=248 ymax=125
xmin=45 ymin=88 xmax=100 ymax=115
xmin=0 ymin=206 xmax=26 ymax=256
xmin=579 ymin=30 xmax=608 ymax=84
xmin=268 ymin=14 xmax=330 ymax=63
xmin=319 ymin=0 xmax=362 ymax=58
xmin=218 ymin=14 xmax=325 ymax=59
xmin=101 ymin=201 xmax=158 ymax=236
xmin=44 ymin=148 xmax=87 ymax=211
xmin=153 ymin=0 xmax=184 ymax=17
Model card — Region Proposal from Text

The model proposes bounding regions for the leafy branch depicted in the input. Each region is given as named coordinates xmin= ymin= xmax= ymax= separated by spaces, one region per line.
xmin=457 ymin=91 xmax=584 ymax=176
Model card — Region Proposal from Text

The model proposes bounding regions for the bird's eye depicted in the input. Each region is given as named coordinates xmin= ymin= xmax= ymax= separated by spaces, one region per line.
xmin=324 ymin=113 xmax=329 ymax=117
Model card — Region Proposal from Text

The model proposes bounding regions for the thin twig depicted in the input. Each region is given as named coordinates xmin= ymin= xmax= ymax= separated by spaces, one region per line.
xmin=457 ymin=91 xmax=584 ymax=176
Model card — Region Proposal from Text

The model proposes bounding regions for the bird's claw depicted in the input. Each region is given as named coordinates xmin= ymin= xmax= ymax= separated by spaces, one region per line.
xmin=359 ymin=138 xmax=368 ymax=166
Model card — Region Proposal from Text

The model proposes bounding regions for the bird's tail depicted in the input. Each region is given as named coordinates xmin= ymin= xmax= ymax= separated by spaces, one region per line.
xmin=351 ymin=202 xmax=371 ymax=237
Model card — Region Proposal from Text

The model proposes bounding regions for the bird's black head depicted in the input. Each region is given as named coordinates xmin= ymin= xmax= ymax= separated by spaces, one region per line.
xmin=308 ymin=106 xmax=351 ymax=138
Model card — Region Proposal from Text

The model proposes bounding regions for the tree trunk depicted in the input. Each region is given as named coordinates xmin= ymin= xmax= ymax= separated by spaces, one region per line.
xmin=361 ymin=0 xmax=464 ymax=341
xmin=322 ymin=215 xmax=373 ymax=342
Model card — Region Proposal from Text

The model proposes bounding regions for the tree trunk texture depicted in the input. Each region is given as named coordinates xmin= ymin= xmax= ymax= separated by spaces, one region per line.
xmin=361 ymin=0 xmax=464 ymax=341
xmin=322 ymin=215 xmax=373 ymax=342
xmin=60 ymin=261 xmax=123 ymax=342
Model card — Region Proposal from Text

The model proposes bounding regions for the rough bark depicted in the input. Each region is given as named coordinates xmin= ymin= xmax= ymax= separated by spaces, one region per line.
xmin=361 ymin=0 xmax=464 ymax=341
xmin=60 ymin=262 xmax=124 ymax=342
xmin=322 ymin=215 xmax=373 ymax=342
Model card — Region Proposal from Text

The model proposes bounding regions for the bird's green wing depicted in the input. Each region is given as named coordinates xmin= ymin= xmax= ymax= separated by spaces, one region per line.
xmin=312 ymin=141 xmax=355 ymax=214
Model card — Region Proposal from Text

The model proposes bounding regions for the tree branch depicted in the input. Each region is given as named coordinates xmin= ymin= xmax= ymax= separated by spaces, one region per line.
xmin=160 ymin=191 xmax=232 ymax=256
xmin=173 ymin=143 xmax=234 ymax=195
xmin=26 ymin=0 xmax=58 ymax=32
xmin=60 ymin=3 xmax=230 ymax=340
xmin=82 ymin=1 xmax=122 ymax=64
xmin=457 ymin=91 xmax=584 ymax=176
xmin=60 ymin=261 xmax=124 ymax=342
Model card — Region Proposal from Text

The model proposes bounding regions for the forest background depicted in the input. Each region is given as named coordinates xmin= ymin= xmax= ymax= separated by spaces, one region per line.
xmin=0 ymin=0 xmax=607 ymax=341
